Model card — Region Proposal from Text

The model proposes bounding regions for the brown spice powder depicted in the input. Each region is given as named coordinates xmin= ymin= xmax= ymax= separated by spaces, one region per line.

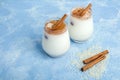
xmin=71 ymin=7 xmax=92 ymax=20
xmin=44 ymin=20 xmax=67 ymax=35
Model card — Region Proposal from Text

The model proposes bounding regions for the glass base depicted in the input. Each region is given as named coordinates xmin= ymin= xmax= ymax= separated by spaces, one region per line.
xmin=71 ymin=39 xmax=88 ymax=43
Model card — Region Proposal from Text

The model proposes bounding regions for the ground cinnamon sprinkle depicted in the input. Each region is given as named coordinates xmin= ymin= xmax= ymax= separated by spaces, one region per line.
xmin=44 ymin=14 xmax=67 ymax=35
xmin=71 ymin=3 xmax=92 ymax=20
xmin=45 ymin=20 xmax=67 ymax=35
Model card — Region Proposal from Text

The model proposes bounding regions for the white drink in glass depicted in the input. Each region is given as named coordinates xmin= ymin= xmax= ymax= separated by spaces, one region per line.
xmin=68 ymin=7 xmax=94 ymax=43
xmin=42 ymin=20 xmax=70 ymax=57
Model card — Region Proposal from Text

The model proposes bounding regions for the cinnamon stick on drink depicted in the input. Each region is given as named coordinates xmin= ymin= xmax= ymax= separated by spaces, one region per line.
xmin=52 ymin=14 xmax=67 ymax=30
xmin=81 ymin=55 xmax=106 ymax=72
xmin=83 ymin=50 xmax=109 ymax=64
xmin=80 ymin=3 xmax=92 ymax=16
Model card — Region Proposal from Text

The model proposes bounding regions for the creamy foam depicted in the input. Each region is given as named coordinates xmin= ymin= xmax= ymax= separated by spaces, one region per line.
xmin=71 ymin=7 xmax=92 ymax=20
xmin=45 ymin=20 xmax=67 ymax=35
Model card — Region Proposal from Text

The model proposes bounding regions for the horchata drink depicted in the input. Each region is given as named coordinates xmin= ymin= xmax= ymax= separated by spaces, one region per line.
xmin=42 ymin=14 xmax=70 ymax=57
xmin=69 ymin=3 xmax=94 ymax=43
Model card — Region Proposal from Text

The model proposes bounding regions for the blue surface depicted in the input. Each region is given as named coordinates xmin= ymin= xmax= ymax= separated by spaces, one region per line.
xmin=0 ymin=0 xmax=120 ymax=80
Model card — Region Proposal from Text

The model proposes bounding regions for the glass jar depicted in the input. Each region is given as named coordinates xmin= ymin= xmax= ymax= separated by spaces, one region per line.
xmin=42 ymin=19 xmax=70 ymax=57
xmin=68 ymin=7 xmax=94 ymax=43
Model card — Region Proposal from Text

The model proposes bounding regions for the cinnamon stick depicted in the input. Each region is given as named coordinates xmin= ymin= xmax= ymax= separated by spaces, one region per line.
xmin=52 ymin=14 xmax=67 ymax=30
xmin=83 ymin=50 xmax=109 ymax=64
xmin=81 ymin=55 xmax=106 ymax=71
xmin=80 ymin=3 xmax=92 ymax=16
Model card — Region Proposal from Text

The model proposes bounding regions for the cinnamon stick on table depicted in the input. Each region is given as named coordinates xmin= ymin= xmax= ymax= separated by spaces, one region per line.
xmin=81 ymin=55 xmax=106 ymax=72
xmin=52 ymin=14 xmax=67 ymax=30
xmin=80 ymin=3 xmax=92 ymax=16
xmin=83 ymin=50 xmax=109 ymax=64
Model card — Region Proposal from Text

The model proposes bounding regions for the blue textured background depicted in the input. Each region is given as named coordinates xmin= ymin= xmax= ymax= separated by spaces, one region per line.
xmin=0 ymin=0 xmax=120 ymax=80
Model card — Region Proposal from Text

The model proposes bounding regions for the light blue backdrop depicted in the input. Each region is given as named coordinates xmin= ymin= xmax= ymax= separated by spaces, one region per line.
xmin=0 ymin=0 xmax=120 ymax=80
